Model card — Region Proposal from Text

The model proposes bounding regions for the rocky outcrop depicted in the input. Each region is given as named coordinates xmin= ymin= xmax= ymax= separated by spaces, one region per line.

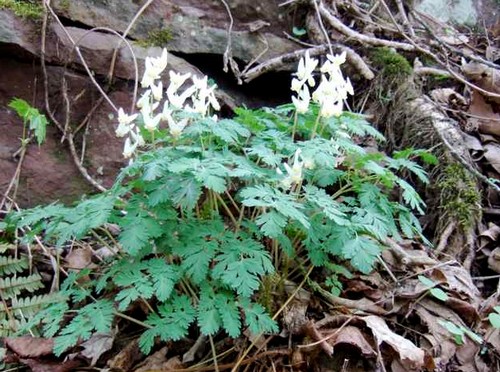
xmin=0 ymin=0 xmax=299 ymax=207
xmin=50 ymin=0 xmax=296 ymax=63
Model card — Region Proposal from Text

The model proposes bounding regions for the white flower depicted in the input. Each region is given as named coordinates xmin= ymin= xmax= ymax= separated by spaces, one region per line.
xmin=130 ymin=129 xmax=145 ymax=146
xmin=151 ymin=48 xmax=169 ymax=72
xmin=137 ymin=90 xmax=151 ymax=109
xmin=142 ymin=107 xmax=162 ymax=131
xmin=319 ymin=99 xmax=343 ymax=118
xmin=161 ymin=101 xmax=172 ymax=121
xmin=343 ymin=77 xmax=354 ymax=98
xmin=277 ymin=149 xmax=304 ymax=188
xmin=312 ymin=74 xmax=352 ymax=118
xmin=320 ymin=51 xmax=347 ymax=75
xmin=115 ymin=121 xmax=131 ymax=137
xmin=167 ymin=85 xmax=196 ymax=109
xmin=291 ymin=85 xmax=310 ymax=114
xmin=192 ymin=76 xmax=220 ymax=115
xmin=141 ymin=48 xmax=168 ymax=88
xmin=123 ymin=137 xmax=137 ymax=158
xmin=291 ymin=77 xmax=303 ymax=93
xmin=296 ymin=51 xmax=318 ymax=87
xmin=192 ymin=75 xmax=208 ymax=90
xmin=151 ymin=81 xmax=163 ymax=101
xmin=276 ymin=168 xmax=292 ymax=190
xmin=166 ymin=114 xmax=189 ymax=138
xmin=117 ymin=107 xmax=138 ymax=125
xmin=168 ymin=71 xmax=191 ymax=94
xmin=115 ymin=108 xmax=137 ymax=137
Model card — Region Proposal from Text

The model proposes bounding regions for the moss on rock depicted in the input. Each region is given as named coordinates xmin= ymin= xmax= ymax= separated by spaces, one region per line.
xmin=372 ymin=47 xmax=412 ymax=77
xmin=0 ymin=0 xmax=43 ymax=19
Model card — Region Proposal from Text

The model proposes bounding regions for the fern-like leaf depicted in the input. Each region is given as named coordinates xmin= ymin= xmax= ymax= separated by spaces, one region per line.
xmin=0 ymin=256 xmax=29 ymax=275
xmin=0 ymin=274 xmax=44 ymax=299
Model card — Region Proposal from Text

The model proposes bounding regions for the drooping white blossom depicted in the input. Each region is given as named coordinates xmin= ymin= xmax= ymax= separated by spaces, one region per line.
xmin=295 ymin=51 xmax=318 ymax=88
xmin=143 ymin=111 xmax=162 ymax=132
xmin=165 ymin=113 xmax=189 ymax=138
xmin=291 ymin=51 xmax=318 ymax=113
xmin=115 ymin=108 xmax=137 ymax=137
xmin=312 ymin=52 xmax=354 ymax=118
xmin=141 ymin=49 xmax=168 ymax=88
xmin=151 ymin=81 xmax=163 ymax=101
xmin=123 ymin=137 xmax=138 ymax=158
xmin=137 ymin=90 xmax=151 ymax=109
xmin=168 ymin=71 xmax=191 ymax=93
xmin=277 ymin=149 xmax=304 ymax=189
xmin=291 ymin=85 xmax=311 ymax=114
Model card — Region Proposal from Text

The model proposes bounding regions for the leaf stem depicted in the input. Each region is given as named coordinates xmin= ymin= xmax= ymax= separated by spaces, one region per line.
xmin=113 ymin=310 xmax=153 ymax=329
xmin=310 ymin=112 xmax=322 ymax=139
xmin=214 ymin=192 xmax=238 ymax=227
xmin=291 ymin=111 xmax=298 ymax=141
xmin=231 ymin=265 xmax=314 ymax=372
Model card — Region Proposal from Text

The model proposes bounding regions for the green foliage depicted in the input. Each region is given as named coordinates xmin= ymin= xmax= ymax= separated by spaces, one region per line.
xmin=0 ymin=0 xmax=43 ymax=19
xmin=418 ymin=275 xmax=449 ymax=302
xmin=489 ymin=306 xmax=500 ymax=329
xmin=439 ymin=320 xmax=483 ymax=345
xmin=8 ymin=98 xmax=49 ymax=145
xmin=292 ymin=27 xmax=307 ymax=36
xmin=0 ymin=249 xmax=59 ymax=337
xmin=136 ymin=28 xmax=173 ymax=47
xmin=54 ymin=300 xmax=114 ymax=356
xmin=438 ymin=164 xmax=481 ymax=228
xmin=6 ymin=78 xmax=430 ymax=355
xmin=372 ymin=47 xmax=412 ymax=77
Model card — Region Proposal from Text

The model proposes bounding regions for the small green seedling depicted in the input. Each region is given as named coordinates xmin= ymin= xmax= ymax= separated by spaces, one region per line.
xmin=418 ymin=275 xmax=449 ymax=302
xmin=439 ymin=320 xmax=483 ymax=345
xmin=292 ymin=27 xmax=307 ymax=36
xmin=488 ymin=306 xmax=500 ymax=328
xmin=8 ymin=98 xmax=49 ymax=145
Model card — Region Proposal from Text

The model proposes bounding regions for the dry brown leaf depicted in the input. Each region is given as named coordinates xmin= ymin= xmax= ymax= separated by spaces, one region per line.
xmin=415 ymin=306 xmax=457 ymax=366
xmin=488 ymin=247 xmax=500 ymax=273
xmin=468 ymin=91 xmax=500 ymax=136
xmin=133 ymin=347 xmax=169 ymax=372
xmin=479 ymin=223 xmax=500 ymax=249
xmin=445 ymin=297 xmax=479 ymax=325
xmin=484 ymin=143 xmax=500 ymax=174
xmin=462 ymin=132 xmax=484 ymax=152
xmin=283 ymin=281 xmax=311 ymax=333
xmin=5 ymin=337 xmax=54 ymax=358
xmin=65 ymin=247 xmax=94 ymax=271
xmin=133 ymin=347 xmax=184 ymax=372
xmin=484 ymin=328 xmax=500 ymax=354
xmin=80 ymin=332 xmax=115 ymax=366
xmin=107 ymin=339 xmax=143 ymax=372
xmin=19 ymin=358 xmax=82 ymax=372
xmin=441 ymin=34 xmax=469 ymax=45
xmin=394 ymin=278 xmax=429 ymax=299
xmin=486 ymin=46 xmax=500 ymax=62
xmin=182 ymin=335 xmax=207 ymax=363
xmin=433 ymin=266 xmax=481 ymax=303
xmin=329 ymin=325 xmax=376 ymax=357
xmin=363 ymin=315 xmax=426 ymax=368
xmin=430 ymin=88 xmax=467 ymax=107
xmin=462 ymin=63 xmax=500 ymax=105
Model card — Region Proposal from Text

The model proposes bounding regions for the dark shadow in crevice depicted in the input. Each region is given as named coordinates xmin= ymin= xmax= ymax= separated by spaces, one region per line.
xmin=174 ymin=52 xmax=293 ymax=109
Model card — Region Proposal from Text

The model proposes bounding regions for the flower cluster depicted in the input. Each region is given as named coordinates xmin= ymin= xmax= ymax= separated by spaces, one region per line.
xmin=291 ymin=51 xmax=353 ymax=118
xmin=114 ymin=48 xmax=220 ymax=159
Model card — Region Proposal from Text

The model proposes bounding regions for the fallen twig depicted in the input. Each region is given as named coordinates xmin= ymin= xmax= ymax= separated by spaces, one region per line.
xmin=317 ymin=1 xmax=416 ymax=51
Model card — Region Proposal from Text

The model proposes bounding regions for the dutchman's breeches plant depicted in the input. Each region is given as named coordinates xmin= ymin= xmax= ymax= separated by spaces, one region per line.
xmin=8 ymin=48 xmax=433 ymax=355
